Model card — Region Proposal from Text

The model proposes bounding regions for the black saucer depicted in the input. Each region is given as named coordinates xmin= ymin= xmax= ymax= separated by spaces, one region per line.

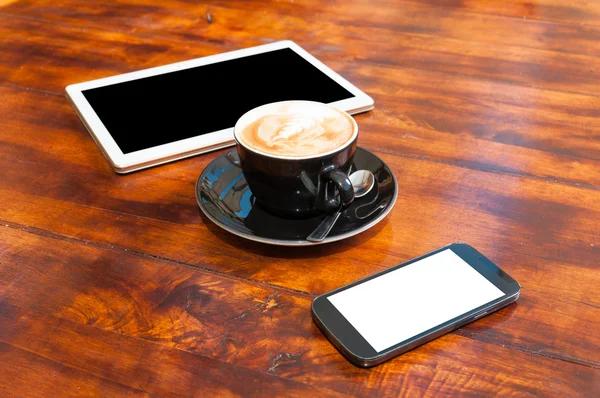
xmin=196 ymin=147 xmax=398 ymax=246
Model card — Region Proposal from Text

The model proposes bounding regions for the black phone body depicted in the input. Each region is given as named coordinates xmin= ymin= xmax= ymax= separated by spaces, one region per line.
xmin=311 ymin=243 xmax=520 ymax=368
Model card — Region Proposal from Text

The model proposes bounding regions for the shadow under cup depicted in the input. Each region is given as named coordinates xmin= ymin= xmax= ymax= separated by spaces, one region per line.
xmin=235 ymin=135 xmax=358 ymax=219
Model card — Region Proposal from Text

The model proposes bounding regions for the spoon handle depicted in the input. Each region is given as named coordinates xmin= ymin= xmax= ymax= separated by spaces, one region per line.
xmin=307 ymin=210 xmax=342 ymax=242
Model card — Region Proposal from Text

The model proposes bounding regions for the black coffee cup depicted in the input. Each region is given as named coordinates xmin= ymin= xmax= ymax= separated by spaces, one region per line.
xmin=234 ymin=101 xmax=358 ymax=219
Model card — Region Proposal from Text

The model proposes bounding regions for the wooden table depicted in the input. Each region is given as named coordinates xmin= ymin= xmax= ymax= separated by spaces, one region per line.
xmin=1 ymin=0 xmax=598 ymax=396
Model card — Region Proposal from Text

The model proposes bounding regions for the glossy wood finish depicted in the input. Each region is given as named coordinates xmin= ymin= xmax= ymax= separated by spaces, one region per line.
xmin=0 ymin=0 xmax=598 ymax=396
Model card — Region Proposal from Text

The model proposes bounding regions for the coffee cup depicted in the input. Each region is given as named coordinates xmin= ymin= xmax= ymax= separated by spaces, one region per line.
xmin=234 ymin=100 xmax=358 ymax=218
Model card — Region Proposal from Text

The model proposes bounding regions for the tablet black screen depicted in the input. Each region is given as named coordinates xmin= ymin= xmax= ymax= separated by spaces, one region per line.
xmin=82 ymin=48 xmax=355 ymax=154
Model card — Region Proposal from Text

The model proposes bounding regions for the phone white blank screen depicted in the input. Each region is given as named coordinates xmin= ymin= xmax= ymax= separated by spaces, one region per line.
xmin=328 ymin=249 xmax=504 ymax=352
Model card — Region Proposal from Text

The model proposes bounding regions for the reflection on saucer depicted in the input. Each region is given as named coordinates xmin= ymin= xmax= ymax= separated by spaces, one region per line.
xmin=196 ymin=147 xmax=398 ymax=246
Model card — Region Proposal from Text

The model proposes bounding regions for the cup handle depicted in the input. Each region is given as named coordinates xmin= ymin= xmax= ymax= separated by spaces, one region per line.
xmin=316 ymin=165 xmax=354 ymax=213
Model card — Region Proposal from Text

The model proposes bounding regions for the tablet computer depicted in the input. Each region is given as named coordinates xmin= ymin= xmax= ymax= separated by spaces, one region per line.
xmin=66 ymin=40 xmax=374 ymax=173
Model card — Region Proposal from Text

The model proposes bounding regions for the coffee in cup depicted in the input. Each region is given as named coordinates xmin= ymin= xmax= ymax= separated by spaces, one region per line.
xmin=234 ymin=101 xmax=358 ymax=218
xmin=236 ymin=101 xmax=355 ymax=158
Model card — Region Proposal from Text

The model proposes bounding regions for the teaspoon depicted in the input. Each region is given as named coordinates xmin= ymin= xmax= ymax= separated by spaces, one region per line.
xmin=307 ymin=170 xmax=375 ymax=242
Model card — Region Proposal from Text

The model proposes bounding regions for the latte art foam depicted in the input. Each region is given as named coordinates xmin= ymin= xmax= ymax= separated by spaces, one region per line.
xmin=236 ymin=102 xmax=355 ymax=157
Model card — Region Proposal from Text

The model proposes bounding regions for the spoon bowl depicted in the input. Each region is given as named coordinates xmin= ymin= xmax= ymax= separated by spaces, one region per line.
xmin=350 ymin=169 xmax=375 ymax=199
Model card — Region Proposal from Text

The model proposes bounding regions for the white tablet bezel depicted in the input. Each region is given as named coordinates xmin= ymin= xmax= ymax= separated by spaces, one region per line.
xmin=66 ymin=40 xmax=374 ymax=173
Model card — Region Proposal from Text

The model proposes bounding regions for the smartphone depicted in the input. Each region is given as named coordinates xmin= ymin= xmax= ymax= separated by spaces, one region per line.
xmin=311 ymin=243 xmax=520 ymax=367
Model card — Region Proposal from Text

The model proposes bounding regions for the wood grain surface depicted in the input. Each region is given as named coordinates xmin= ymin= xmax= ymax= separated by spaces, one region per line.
xmin=0 ymin=0 xmax=598 ymax=396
